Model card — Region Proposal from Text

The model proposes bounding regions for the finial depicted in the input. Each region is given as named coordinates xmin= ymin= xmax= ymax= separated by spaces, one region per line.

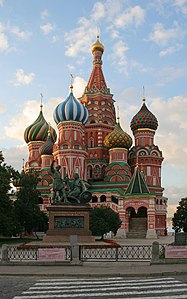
xmin=70 ymin=74 xmax=73 ymax=92
xmin=96 ymin=26 xmax=100 ymax=41
xmin=142 ymin=86 xmax=145 ymax=103
xmin=117 ymin=106 xmax=120 ymax=124
xmin=140 ymin=163 xmax=144 ymax=173
xmin=40 ymin=93 xmax=43 ymax=111
xmin=48 ymin=122 xmax=51 ymax=136
xmin=22 ymin=158 xmax=25 ymax=171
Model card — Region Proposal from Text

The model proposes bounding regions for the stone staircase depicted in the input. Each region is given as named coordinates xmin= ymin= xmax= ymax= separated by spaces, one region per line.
xmin=126 ymin=217 xmax=147 ymax=239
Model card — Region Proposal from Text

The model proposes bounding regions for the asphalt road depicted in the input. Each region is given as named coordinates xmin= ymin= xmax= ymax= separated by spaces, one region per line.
xmin=1 ymin=275 xmax=187 ymax=299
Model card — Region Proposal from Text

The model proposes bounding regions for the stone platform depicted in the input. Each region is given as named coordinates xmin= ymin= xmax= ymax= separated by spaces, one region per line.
xmin=42 ymin=204 xmax=95 ymax=243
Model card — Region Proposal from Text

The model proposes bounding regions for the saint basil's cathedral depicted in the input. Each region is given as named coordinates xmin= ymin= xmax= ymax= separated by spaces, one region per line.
xmin=24 ymin=37 xmax=167 ymax=239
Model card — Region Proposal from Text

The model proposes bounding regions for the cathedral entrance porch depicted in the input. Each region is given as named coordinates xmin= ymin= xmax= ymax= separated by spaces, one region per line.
xmin=126 ymin=207 xmax=147 ymax=239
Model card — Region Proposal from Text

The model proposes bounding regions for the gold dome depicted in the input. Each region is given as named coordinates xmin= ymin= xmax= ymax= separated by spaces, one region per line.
xmin=91 ymin=36 xmax=104 ymax=53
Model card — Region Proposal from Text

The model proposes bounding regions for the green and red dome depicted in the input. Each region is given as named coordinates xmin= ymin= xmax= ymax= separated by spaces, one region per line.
xmin=39 ymin=132 xmax=54 ymax=155
xmin=104 ymin=122 xmax=132 ymax=149
xmin=130 ymin=101 xmax=158 ymax=132
xmin=24 ymin=110 xmax=57 ymax=144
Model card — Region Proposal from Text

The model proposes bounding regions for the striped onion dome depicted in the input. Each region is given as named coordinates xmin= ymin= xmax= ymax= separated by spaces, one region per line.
xmin=24 ymin=106 xmax=57 ymax=144
xmin=104 ymin=122 xmax=132 ymax=149
xmin=130 ymin=100 xmax=158 ymax=132
xmin=39 ymin=130 xmax=54 ymax=155
xmin=53 ymin=86 xmax=88 ymax=125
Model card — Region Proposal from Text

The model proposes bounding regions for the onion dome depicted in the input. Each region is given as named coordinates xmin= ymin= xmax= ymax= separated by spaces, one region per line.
xmin=24 ymin=104 xmax=57 ymax=144
xmin=104 ymin=122 xmax=132 ymax=149
xmin=91 ymin=35 xmax=104 ymax=53
xmin=53 ymin=85 xmax=88 ymax=125
xmin=39 ymin=126 xmax=54 ymax=155
xmin=130 ymin=99 xmax=158 ymax=132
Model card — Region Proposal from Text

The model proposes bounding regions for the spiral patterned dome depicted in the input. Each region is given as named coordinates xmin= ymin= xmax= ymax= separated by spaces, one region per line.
xmin=39 ymin=131 xmax=54 ymax=155
xmin=24 ymin=109 xmax=57 ymax=144
xmin=104 ymin=122 xmax=132 ymax=149
xmin=130 ymin=100 xmax=158 ymax=132
xmin=53 ymin=87 xmax=88 ymax=125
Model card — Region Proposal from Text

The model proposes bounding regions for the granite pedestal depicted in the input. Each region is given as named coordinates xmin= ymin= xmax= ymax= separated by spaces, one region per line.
xmin=43 ymin=204 xmax=95 ymax=243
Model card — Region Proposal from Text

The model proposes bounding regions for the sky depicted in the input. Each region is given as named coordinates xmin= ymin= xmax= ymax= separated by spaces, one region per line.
xmin=0 ymin=0 xmax=187 ymax=218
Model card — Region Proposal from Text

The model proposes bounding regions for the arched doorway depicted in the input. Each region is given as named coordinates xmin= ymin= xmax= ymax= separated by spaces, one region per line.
xmin=126 ymin=206 xmax=147 ymax=239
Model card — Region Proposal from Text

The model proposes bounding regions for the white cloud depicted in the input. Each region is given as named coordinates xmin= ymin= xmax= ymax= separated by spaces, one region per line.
xmin=11 ymin=26 xmax=32 ymax=40
xmin=40 ymin=23 xmax=55 ymax=35
xmin=64 ymin=24 xmax=96 ymax=57
xmin=157 ymin=65 xmax=187 ymax=84
xmin=114 ymin=5 xmax=145 ymax=28
xmin=150 ymin=95 xmax=187 ymax=169
xmin=0 ymin=32 xmax=8 ymax=50
xmin=52 ymin=35 xmax=59 ymax=43
xmin=0 ymin=104 xmax=5 ymax=112
xmin=41 ymin=9 xmax=49 ymax=19
xmin=111 ymin=40 xmax=129 ymax=74
xmin=73 ymin=76 xmax=87 ymax=98
xmin=14 ymin=69 xmax=35 ymax=86
xmin=0 ymin=0 xmax=3 ymax=8
xmin=91 ymin=2 xmax=105 ymax=21
xmin=148 ymin=21 xmax=184 ymax=46
xmin=2 ymin=144 xmax=28 ymax=171
xmin=159 ymin=43 xmax=183 ymax=56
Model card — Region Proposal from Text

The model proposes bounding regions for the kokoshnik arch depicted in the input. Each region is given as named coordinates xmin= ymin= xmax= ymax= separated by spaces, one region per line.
xmin=23 ymin=37 xmax=167 ymax=239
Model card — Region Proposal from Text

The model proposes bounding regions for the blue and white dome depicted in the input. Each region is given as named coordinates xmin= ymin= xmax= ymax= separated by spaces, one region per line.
xmin=53 ymin=87 xmax=88 ymax=125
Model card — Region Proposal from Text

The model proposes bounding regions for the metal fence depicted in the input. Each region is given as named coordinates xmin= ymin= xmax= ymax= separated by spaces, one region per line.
xmin=6 ymin=245 xmax=71 ymax=262
xmin=80 ymin=245 xmax=153 ymax=261
xmin=2 ymin=243 xmax=167 ymax=262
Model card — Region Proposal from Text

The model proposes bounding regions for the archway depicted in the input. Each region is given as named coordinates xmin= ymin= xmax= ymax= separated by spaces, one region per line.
xmin=126 ymin=206 xmax=147 ymax=239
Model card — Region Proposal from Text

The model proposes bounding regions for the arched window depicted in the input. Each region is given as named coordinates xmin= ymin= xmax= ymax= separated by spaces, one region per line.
xmin=89 ymin=138 xmax=94 ymax=148
xmin=92 ymin=196 xmax=98 ymax=203
xmin=100 ymin=195 xmax=106 ymax=202
xmin=94 ymin=165 xmax=100 ymax=177
xmin=111 ymin=196 xmax=118 ymax=204
xmin=87 ymin=165 xmax=93 ymax=179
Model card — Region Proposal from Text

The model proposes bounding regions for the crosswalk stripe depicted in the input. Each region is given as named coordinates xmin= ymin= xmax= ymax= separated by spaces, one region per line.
xmin=26 ymin=282 xmax=186 ymax=293
xmin=13 ymin=277 xmax=187 ymax=299
xmin=34 ymin=277 xmax=176 ymax=286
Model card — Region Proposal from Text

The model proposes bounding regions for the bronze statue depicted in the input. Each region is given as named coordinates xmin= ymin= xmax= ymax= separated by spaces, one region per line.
xmin=51 ymin=161 xmax=92 ymax=204
xmin=51 ymin=160 xmax=68 ymax=203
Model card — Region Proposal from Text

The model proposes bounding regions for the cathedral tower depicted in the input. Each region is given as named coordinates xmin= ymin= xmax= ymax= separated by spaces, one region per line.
xmin=79 ymin=36 xmax=116 ymax=181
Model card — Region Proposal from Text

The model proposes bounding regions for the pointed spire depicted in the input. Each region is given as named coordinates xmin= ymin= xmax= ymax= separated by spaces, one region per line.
xmin=40 ymin=93 xmax=43 ymax=111
xmin=142 ymin=86 xmax=146 ymax=103
xmin=117 ymin=106 xmax=120 ymax=124
xmin=70 ymin=74 xmax=74 ymax=93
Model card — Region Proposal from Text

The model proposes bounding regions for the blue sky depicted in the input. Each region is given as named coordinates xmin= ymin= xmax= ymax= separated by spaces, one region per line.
xmin=0 ymin=0 xmax=187 ymax=217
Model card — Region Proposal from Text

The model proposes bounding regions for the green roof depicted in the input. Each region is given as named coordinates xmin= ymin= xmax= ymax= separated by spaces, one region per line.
xmin=125 ymin=166 xmax=150 ymax=195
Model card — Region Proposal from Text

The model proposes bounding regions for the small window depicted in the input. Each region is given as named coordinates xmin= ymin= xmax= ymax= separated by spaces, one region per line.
xmin=65 ymin=131 xmax=68 ymax=141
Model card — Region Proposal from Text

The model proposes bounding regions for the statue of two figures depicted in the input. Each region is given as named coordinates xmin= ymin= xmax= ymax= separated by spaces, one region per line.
xmin=51 ymin=160 xmax=92 ymax=205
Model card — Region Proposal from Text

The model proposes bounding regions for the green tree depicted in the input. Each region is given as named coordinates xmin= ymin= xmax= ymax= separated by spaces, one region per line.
xmin=89 ymin=206 xmax=122 ymax=239
xmin=0 ymin=151 xmax=19 ymax=236
xmin=14 ymin=171 xmax=48 ymax=236
xmin=173 ymin=197 xmax=187 ymax=233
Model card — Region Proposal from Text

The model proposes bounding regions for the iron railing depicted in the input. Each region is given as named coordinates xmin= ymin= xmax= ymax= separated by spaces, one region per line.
xmin=2 ymin=243 xmax=167 ymax=262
